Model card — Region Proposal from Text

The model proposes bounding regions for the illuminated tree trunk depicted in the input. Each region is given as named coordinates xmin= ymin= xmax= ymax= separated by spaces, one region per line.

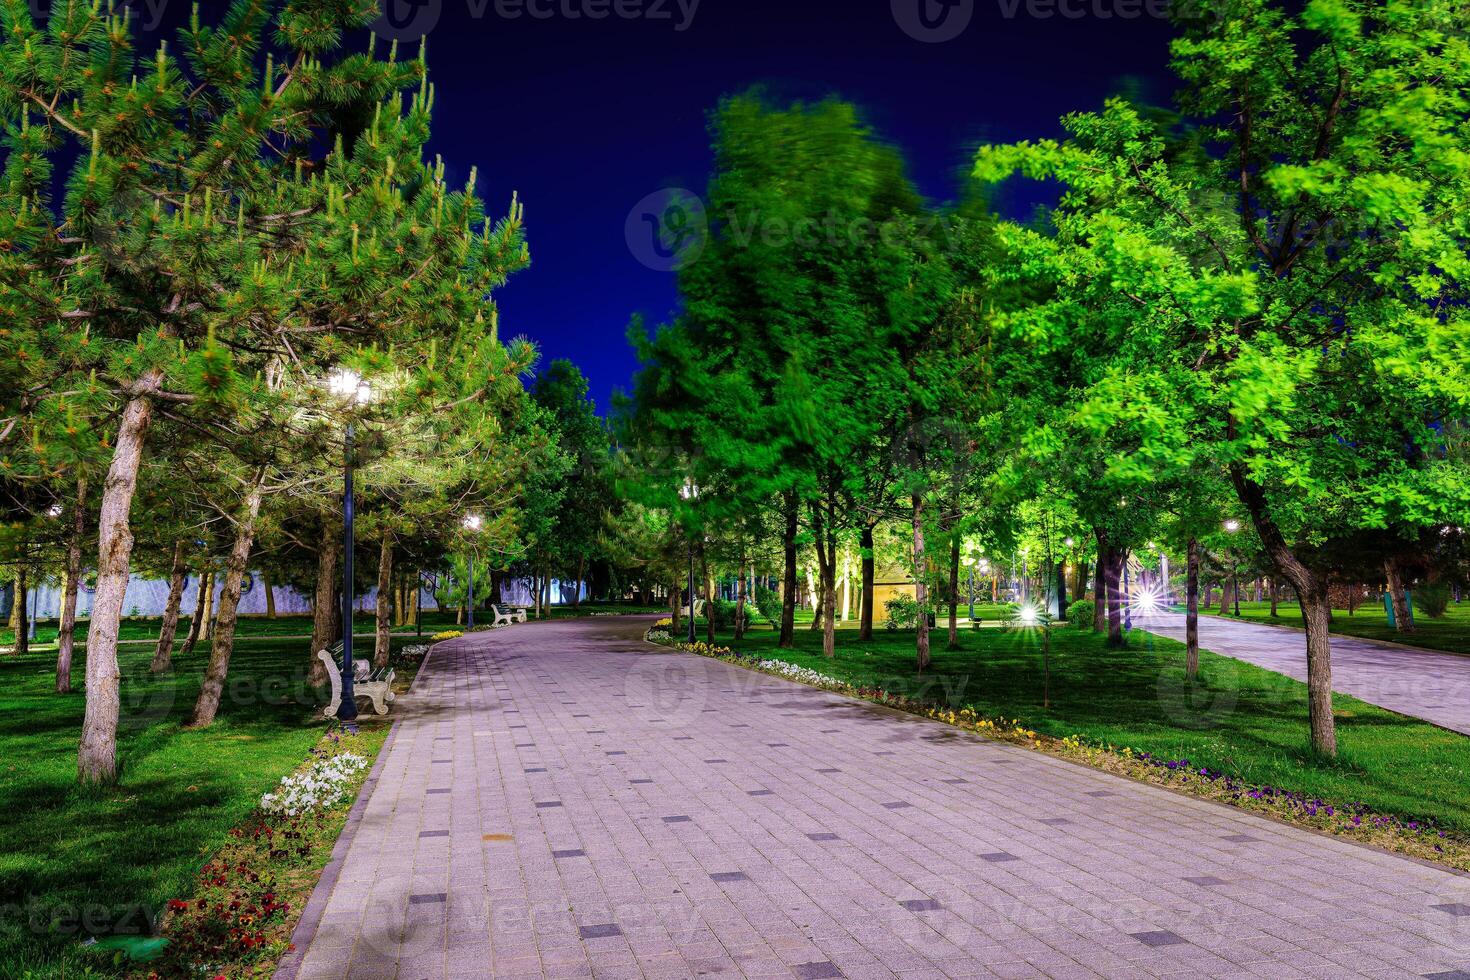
xmin=56 ymin=478 xmax=87 ymax=693
xmin=11 ymin=562 xmax=27 ymax=657
xmin=375 ymin=531 xmax=395 ymax=670
xmin=779 ymin=490 xmax=798 ymax=649
xmin=947 ymin=533 xmax=960 ymax=650
xmin=79 ymin=381 xmax=160 ymax=786
xmin=1384 ymin=557 xmax=1415 ymax=633
xmin=309 ymin=527 xmax=340 ymax=687
xmin=150 ymin=541 xmax=188 ymax=674
xmin=187 ymin=486 xmax=264 ymax=728
xmin=912 ymin=491 xmax=929 ymax=673
xmin=859 ymin=524 xmax=876 ymax=641
xmin=1232 ymin=465 xmax=1336 ymax=757
xmin=262 ymin=571 xmax=277 ymax=619
xmin=1186 ymin=538 xmax=1200 ymax=679
xmin=183 ymin=571 xmax=211 ymax=656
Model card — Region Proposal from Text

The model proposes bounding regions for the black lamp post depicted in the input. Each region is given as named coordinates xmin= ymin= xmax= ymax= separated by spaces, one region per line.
xmin=329 ymin=369 xmax=372 ymax=726
xmin=681 ymin=481 xmax=698 ymax=643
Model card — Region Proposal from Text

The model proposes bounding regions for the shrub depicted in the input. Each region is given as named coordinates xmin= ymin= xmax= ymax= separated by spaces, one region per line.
xmin=1417 ymin=583 xmax=1451 ymax=619
xmin=884 ymin=593 xmax=921 ymax=630
xmin=1067 ymin=600 xmax=1095 ymax=628
xmin=753 ymin=584 xmax=782 ymax=621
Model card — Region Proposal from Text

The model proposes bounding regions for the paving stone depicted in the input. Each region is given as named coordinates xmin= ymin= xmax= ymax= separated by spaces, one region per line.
xmin=285 ymin=617 xmax=1470 ymax=980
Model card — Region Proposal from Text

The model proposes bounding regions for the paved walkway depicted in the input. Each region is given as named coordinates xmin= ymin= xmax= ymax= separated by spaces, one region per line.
xmin=279 ymin=618 xmax=1470 ymax=980
xmin=1139 ymin=611 xmax=1470 ymax=735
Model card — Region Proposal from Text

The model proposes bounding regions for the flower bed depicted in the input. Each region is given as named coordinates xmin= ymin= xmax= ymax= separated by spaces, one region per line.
xmin=137 ymin=729 xmax=388 ymax=979
xmin=675 ymin=644 xmax=1470 ymax=873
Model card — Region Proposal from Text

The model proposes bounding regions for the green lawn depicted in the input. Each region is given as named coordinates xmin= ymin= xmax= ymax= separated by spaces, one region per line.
xmin=712 ymin=623 xmax=1470 ymax=834
xmin=1207 ymin=598 xmax=1470 ymax=657
xmin=0 ymin=632 xmax=415 ymax=978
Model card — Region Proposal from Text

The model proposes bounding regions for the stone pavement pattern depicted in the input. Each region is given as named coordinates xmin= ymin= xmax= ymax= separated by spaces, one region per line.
xmin=1141 ymin=610 xmax=1470 ymax=736
xmin=280 ymin=618 xmax=1470 ymax=979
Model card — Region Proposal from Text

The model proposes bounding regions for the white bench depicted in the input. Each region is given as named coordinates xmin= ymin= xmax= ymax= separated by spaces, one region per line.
xmin=679 ymin=599 xmax=705 ymax=620
xmin=318 ymin=649 xmax=396 ymax=718
xmin=491 ymin=604 xmax=529 ymax=628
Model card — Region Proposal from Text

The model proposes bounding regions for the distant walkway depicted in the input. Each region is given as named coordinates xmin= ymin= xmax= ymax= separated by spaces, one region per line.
xmin=281 ymin=618 xmax=1470 ymax=979
xmin=1141 ymin=611 xmax=1470 ymax=736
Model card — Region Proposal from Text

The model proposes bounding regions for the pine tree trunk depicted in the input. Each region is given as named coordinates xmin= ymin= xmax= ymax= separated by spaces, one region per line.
xmin=779 ymin=491 xmax=798 ymax=649
xmin=262 ymin=571 xmax=277 ymax=619
xmin=859 ymin=523 xmax=876 ymax=641
xmin=1384 ymin=557 xmax=1415 ymax=633
xmin=669 ymin=583 xmax=681 ymax=634
xmin=183 ymin=571 xmax=210 ymax=655
xmin=375 ymin=531 xmax=394 ymax=670
xmin=56 ymin=478 xmax=87 ymax=693
xmin=12 ymin=562 xmax=27 ymax=657
xmin=1093 ymin=530 xmax=1109 ymax=632
xmin=199 ymin=574 xmax=216 ymax=644
xmin=912 ymin=491 xmax=930 ymax=673
xmin=187 ymin=487 xmax=264 ymax=728
xmin=6 ymin=569 xmax=16 ymax=631
xmin=810 ymin=503 xmax=837 ymax=659
xmin=1186 ymin=538 xmax=1200 ymax=679
xmin=947 ymin=533 xmax=960 ymax=650
xmin=78 ymin=382 xmax=160 ymax=786
xmin=150 ymin=540 xmax=188 ymax=674
xmin=308 ymin=527 xmax=340 ymax=687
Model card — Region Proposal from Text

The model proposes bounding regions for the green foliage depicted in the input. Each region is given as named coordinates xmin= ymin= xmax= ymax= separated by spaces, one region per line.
xmin=1067 ymin=599 xmax=1096 ymax=629
xmin=883 ymin=593 xmax=922 ymax=630
xmin=1417 ymin=584 xmax=1452 ymax=620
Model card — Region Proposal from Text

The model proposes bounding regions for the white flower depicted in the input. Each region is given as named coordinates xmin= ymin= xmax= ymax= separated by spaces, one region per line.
xmin=260 ymin=753 xmax=369 ymax=817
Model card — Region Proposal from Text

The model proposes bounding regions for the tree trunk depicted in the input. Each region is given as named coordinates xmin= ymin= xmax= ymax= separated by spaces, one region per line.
xmin=150 ymin=541 xmax=189 ymax=674
xmin=669 ymin=582 xmax=681 ymax=634
xmin=912 ymin=491 xmax=930 ymax=672
xmin=859 ymin=524 xmax=876 ymax=641
xmin=374 ymin=531 xmax=394 ymax=670
xmin=1269 ymin=577 xmax=1280 ymax=617
xmin=1384 ymin=558 xmax=1415 ymax=633
xmin=779 ymin=490 xmax=798 ymax=649
xmin=183 ymin=571 xmax=210 ymax=656
xmin=702 ymin=549 xmax=715 ymax=645
xmin=574 ymin=556 xmax=586 ymax=610
xmin=1093 ymin=530 xmax=1109 ymax=632
xmin=78 ymin=381 xmax=161 ymax=786
xmin=1186 ymin=538 xmax=1200 ymax=679
xmin=187 ymin=488 xmax=264 ymax=728
xmin=12 ymin=563 xmax=28 ymax=657
xmin=734 ymin=568 xmax=748 ymax=642
xmin=56 ymin=478 xmax=88 ymax=693
xmin=1104 ymin=548 xmax=1125 ymax=647
xmin=1230 ymin=464 xmax=1337 ymax=756
xmin=810 ymin=503 xmax=837 ymax=659
xmin=262 ymin=571 xmax=277 ymax=619
xmin=308 ymin=527 xmax=341 ymax=687
xmin=947 ymin=532 xmax=960 ymax=650
xmin=193 ymin=573 xmax=216 ymax=651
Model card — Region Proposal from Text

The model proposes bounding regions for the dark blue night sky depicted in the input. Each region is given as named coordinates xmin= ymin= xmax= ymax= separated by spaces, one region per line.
xmin=148 ymin=0 xmax=1176 ymax=410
